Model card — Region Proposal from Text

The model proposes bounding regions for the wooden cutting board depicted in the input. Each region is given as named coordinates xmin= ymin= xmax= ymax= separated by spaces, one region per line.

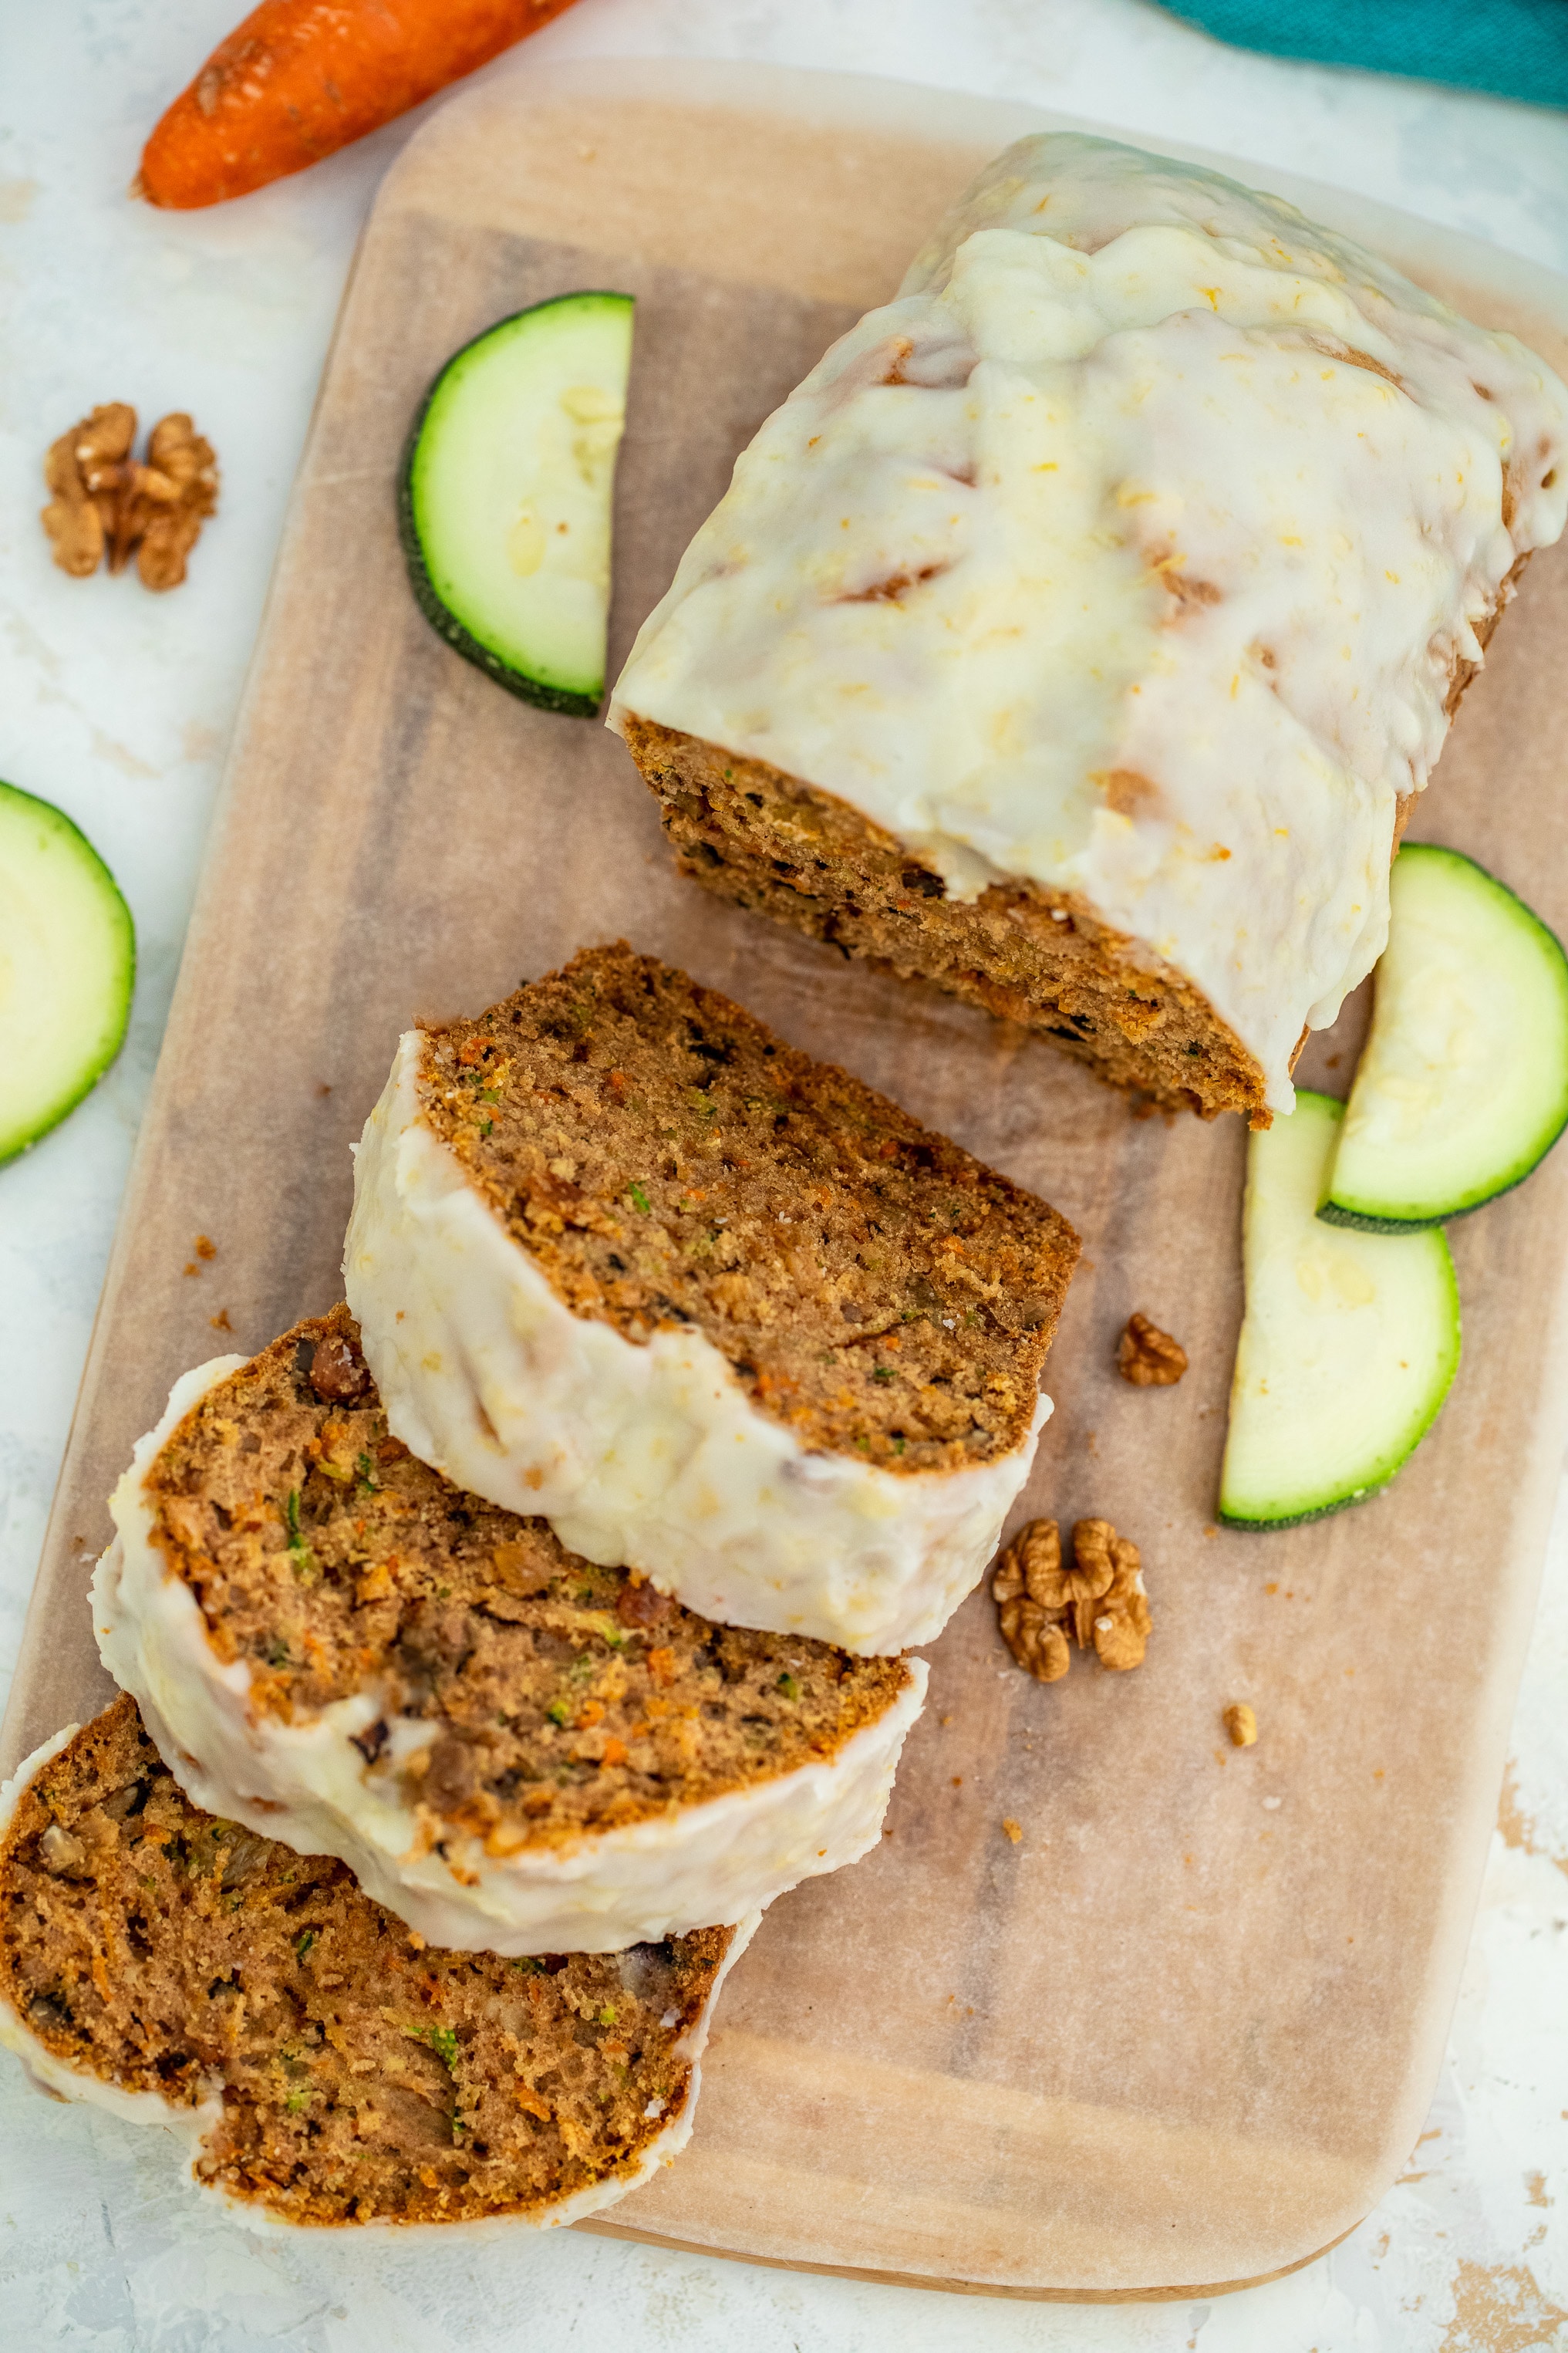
xmin=8 ymin=56 xmax=1568 ymax=2302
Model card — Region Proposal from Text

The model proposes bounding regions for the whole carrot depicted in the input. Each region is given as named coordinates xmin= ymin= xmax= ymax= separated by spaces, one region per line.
xmin=139 ymin=0 xmax=584 ymax=209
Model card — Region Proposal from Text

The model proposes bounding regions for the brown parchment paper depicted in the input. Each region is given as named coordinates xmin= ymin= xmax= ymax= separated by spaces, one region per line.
xmin=6 ymin=59 xmax=1568 ymax=2300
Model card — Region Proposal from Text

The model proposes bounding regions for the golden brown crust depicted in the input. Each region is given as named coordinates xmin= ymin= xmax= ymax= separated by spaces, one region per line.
xmin=419 ymin=944 xmax=1078 ymax=1471
xmin=618 ymin=717 xmax=1269 ymax=1122
xmin=0 ymin=1696 xmax=735 ymax=2227
xmin=141 ymin=1311 xmax=911 ymax=1849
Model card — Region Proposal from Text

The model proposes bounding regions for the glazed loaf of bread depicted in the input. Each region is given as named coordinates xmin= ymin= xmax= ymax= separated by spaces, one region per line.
xmin=611 ymin=133 xmax=1568 ymax=1121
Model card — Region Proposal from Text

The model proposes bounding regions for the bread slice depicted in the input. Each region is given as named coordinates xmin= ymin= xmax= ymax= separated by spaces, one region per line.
xmin=346 ymin=943 xmax=1077 ymax=1651
xmin=609 ymin=133 xmax=1568 ymax=1125
xmin=96 ymin=1311 xmax=925 ymax=1955
xmin=0 ymin=1698 xmax=750 ymax=2230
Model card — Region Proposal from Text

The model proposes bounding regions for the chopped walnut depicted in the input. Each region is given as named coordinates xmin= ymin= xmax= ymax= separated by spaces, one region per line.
xmin=993 ymin=1515 xmax=1152 ymax=1680
xmin=308 ymin=1330 xmax=371 ymax=1403
xmin=38 ymin=1824 xmax=87 ymax=1875
xmin=1117 ymin=1312 xmax=1188 ymax=1386
xmin=617 ymin=1573 xmax=674 ymax=1629
xmin=40 ymin=403 xmax=217 ymax=589
xmin=1223 ymin=1702 xmax=1259 ymax=1748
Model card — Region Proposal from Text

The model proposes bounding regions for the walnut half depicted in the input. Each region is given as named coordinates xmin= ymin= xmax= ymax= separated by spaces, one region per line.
xmin=993 ymin=1516 xmax=1151 ymax=1681
xmin=40 ymin=404 xmax=217 ymax=589
xmin=1117 ymin=1312 xmax=1188 ymax=1386
xmin=41 ymin=403 xmax=137 ymax=578
xmin=992 ymin=1520 xmax=1071 ymax=1683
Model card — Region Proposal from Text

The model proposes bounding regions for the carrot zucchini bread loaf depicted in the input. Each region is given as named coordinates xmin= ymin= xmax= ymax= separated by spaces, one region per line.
xmin=345 ymin=944 xmax=1077 ymax=1652
xmin=95 ymin=1312 xmax=926 ymax=1954
xmin=610 ymin=133 xmax=1568 ymax=1122
xmin=0 ymin=1699 xmax=750 ymax=2229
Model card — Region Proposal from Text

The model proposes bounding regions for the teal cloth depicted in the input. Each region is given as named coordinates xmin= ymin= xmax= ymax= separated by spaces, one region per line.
xmin=1165 ymin=0 xmax=1568 ymax=107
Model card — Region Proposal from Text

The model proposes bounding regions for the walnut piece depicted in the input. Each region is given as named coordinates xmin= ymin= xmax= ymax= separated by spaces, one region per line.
xmin=41 ymin=403 xmax=137 ymax=577
xmin=38 ymin=1823 xmax=87 ymax=1875
xmin=129 ymin=413 xmax=219 ymax=589
xmin=1223 ymin=1702 xmax=1259 ymax=1747
xmin=993 ymin=1516 xmax=1151 ymax=1680
xmin=992 ymin=1519 xmax=1071 ymax=1682
xmin=1073 ymin=1517 xmax=1152 ymax=1670
xmin=1117 ymin=1312 xmax=1188 ymax=1387
xmin=40 ymin=404 xmax=217 ymax=589
xmin=617 ymin=1573 xmax=674 ymax=1629
xmin=308 ymin=1328 xmax=371 ymax=1403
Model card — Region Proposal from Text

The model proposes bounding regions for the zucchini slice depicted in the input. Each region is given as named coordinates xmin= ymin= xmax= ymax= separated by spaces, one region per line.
xmin=0 ymin=781 xmax=135 ymax=1164
xmin=1320 ymin=844 xmax=1568 ymax=1232
xmin=400 ymin=292 xmax=635 ymax=717
xmin=1219 ymin=1091 xmax=1459 ymax=1530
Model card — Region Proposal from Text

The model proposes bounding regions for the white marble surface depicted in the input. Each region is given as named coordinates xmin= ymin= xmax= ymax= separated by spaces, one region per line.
xmin=2 ymin=4 xmax=1567 ymax=2345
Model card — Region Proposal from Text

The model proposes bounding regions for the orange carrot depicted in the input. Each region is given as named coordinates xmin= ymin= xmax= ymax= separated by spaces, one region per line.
xmin=139 ymin=0 xmax=584 ymax=209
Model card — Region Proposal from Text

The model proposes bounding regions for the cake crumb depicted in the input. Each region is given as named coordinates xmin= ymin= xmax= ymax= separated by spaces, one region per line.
xmin=1117 ymin=1312 xmax=1187 ymax=1386
xmin=194 ymin=1234 xmax=217 ymax=1261
xmin=209 ymin=1309 xmax=233 ymax=1332
xmin=1224 ymin=1703 xmax=1259 ymax=1747
xmin=1001 ymin=1818 xmax=1022 ymax=1844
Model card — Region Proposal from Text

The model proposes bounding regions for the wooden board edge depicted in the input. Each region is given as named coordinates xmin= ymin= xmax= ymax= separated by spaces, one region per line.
xmin=573 ymin=2212 xmax=1360 ymax=2304
xmin=383 ymin=55 xmax=1568 ymax=363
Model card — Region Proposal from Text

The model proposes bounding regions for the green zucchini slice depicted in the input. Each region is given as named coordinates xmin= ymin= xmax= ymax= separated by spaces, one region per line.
xmin=0 ymin=781 xmax=135 ymax=1164
xmin=400 ymin=292 xmax=635 ymax=717
xmin=1320 ymin=843 xmax=1568 ymax=1232
xmin=1219 ymin=1091 xmax=1459 ymax=1530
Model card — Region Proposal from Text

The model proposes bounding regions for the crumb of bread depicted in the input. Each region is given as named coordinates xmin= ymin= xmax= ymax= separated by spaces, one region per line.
xmin=1224 ymin=1703 xmax=1259 ymax=1748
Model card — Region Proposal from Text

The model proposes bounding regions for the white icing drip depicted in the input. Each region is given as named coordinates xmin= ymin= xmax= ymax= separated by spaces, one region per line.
xmin=343 ymin=1031 xmax=1048 ymax=1653
xmin=94 ymin=1361 xmax=928 ymax=1952
xmin=0 ymin=1713 xmax=759 ymax=2231
xmin=609 ymin=133 xmax=1568 ymax=1112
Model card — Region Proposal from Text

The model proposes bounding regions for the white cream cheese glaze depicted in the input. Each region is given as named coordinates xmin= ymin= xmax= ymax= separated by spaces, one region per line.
xmin=609 ymin=133 xmax=1568 ymax=1112
xmin=94 ymin=1358 xmax=929 ymax=1953
xmin=343 ymin=1031 xmax=1050 ymax=1653
xmin=0 ymin=1719 xmax=758 ymax=2232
